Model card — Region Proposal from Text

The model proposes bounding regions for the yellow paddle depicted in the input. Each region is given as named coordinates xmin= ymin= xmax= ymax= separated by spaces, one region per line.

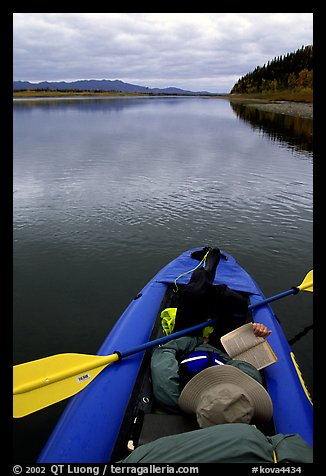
xmin=297 ymin=269 xmax=313 ymax=292
xmin=13 ymin=269 xmax=313 ymax=418
xmin=13 ymin=352 xmax=120 ymax=418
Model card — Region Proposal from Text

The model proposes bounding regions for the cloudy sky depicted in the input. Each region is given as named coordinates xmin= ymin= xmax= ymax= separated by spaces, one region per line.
xmin=13 ymin=13 xmax=313 ymax=93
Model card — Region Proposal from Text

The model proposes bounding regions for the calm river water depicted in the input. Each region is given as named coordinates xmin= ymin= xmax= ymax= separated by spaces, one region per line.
xmin=13 ymin=96 xmax=313 ymax=461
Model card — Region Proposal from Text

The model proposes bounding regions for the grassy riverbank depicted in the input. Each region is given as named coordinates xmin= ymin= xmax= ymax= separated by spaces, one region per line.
xmin=222 ymin=89 xmax=312 ymax=103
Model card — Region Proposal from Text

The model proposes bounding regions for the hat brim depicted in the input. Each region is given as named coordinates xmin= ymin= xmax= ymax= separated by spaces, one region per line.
xmin=179 ymin=365 xmax=273 ymax=424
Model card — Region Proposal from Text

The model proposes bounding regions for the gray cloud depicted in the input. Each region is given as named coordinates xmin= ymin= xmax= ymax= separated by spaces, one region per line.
xmin=13 ymin=13 xmax=313 ymax=92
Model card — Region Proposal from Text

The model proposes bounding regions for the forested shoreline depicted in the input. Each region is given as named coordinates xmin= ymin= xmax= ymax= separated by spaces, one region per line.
xmin=230 ymin=45 xmax=313 ymax=96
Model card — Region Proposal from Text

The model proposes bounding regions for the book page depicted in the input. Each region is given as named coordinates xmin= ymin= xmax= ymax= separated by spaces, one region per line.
xmin=220 ymin=323 xmax=277 ymax=370
xmin=220 ymin=323 xmax=264 ymax=358
xmin=231 ymin=341 xmax=277 ymax=370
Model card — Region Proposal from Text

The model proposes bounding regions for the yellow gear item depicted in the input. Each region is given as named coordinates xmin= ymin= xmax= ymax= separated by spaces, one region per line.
xmin=160 ymin=308 xmax=177 ymax=335
xmin=160 ymin=308 xmax=214 ymax=338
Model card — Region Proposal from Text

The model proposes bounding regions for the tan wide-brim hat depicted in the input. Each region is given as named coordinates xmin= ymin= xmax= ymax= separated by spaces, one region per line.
xmin=179 ymin=365 xmax=273 ymax=428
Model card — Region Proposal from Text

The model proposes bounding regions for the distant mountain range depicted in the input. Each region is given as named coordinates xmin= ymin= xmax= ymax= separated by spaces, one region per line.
xmin=13 ymin=79 xmax=214 ymax=95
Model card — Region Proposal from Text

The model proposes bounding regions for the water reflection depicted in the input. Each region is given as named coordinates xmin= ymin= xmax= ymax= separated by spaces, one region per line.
xmin=13 ymin=95 xmax=190 ymax=114
xmin=230 ymin=102 xmax=313 ymax=153
xmin=13 ymin=96 xmax=313 ymax=461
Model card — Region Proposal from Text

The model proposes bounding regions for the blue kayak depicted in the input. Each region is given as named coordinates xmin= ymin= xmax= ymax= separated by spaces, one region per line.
xmin=38 ymin=248 xmax=313 ymax=463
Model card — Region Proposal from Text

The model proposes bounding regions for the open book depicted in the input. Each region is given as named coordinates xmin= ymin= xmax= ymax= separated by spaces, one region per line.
xmin=220 ymin=323 xmax=277 ymax=370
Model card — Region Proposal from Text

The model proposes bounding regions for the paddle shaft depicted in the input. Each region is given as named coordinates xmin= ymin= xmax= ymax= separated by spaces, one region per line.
xmin=121 ymin=318 xmax=218 ymax=358
xmin=120 ymin=284 xmax=303 ymax=358
xmin=247 ymin=287 xmax=299 ymax=311
xmin=12 ymin=302 xmax=258 ymax=397
xmin=15 ymin=284 xmax=309 ymax=384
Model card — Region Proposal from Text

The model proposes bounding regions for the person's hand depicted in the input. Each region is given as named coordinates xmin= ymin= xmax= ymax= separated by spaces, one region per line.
xmin=252 ymin=323 xmax=272 ymax=338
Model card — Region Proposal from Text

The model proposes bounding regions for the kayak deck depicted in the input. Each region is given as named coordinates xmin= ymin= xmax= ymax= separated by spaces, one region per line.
xmin=38 ymin=248 xmax=313 ymax=463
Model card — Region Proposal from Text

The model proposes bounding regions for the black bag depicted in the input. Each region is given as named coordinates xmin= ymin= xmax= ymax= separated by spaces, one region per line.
xmin=173 ymin=248 xmax=248 ymax=343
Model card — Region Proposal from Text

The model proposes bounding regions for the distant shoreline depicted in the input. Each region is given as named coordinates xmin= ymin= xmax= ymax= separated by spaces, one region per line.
xmin=13 ymin=90 xmax=164 ymax=98
xmin=13 ymin=90 xmax=313 ymax=119
xmin=12 ymin=90 xmax=216 ymax=99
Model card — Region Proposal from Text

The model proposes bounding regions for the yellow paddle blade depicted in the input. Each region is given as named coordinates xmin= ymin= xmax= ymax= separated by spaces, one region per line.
xmin=297 ymin=270 xmax=313 ymax=292
xmin=13 ymin=352 xmax=119 ymax=418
